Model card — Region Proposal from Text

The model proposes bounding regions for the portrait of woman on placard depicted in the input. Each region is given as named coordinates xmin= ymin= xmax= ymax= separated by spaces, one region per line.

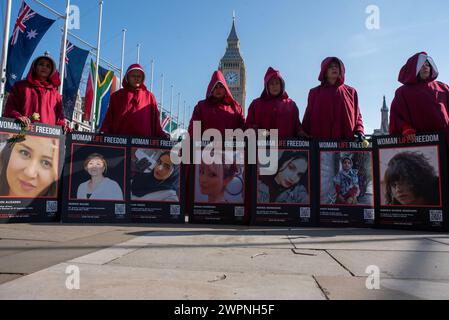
xmin=76 ymin=153 xmax=124 ymax=201
xmin=0 ymin=135 xmax=59 ymax=198
xmin=258 ymin=151 xmax=309 ymax=204
xmin=383 ymin=151 xmax=440 ymax=206
xmin=196 ymin=151 xmax=244 ymax=204
xmin=131 ymin=150 xmax=180 ymax=202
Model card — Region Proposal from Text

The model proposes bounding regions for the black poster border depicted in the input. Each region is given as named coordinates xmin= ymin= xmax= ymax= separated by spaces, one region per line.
xmin=251 ymin=139 xmax=316 ymax=227
xmin=316 ymin=139 xmax=376 ymax=228
xmin=373 ymin=132 xmax=449 ymax=231
xmin=127 ymin=138 xmax=185 ymax=224
xmin=0 ymin=117 xmax=65 ymax=223
xmin=189 ymin=139 xmax=247 ymax=225
xmin=62 ymin=133 xmax=184 ymax=224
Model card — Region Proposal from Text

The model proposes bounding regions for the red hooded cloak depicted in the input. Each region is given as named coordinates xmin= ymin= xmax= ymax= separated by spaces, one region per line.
xmin=302 ymin=57 xmax=364 ymax=139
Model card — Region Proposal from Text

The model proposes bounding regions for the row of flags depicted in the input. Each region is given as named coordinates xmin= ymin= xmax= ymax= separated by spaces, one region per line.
xmin=83 ymin=60 xmax=117 ymax=127
xmin=3 ymin=0 xmax=180 ymax=133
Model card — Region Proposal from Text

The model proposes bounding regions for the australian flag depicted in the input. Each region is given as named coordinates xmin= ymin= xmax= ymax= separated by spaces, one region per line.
xmin=5 ymin=1 xmax=56 ymax=92
xmin=62 ymin=41 xmax=89 ymax=120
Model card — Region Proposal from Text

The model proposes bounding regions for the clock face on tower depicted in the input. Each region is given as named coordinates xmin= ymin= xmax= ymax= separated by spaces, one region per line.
xmin=225 ymin=71 xmax=238 ymax=86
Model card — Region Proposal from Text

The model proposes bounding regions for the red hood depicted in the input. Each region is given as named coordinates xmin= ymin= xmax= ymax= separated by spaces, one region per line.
xmin=318 ymin=57 xmax=345 ymax=86
xmin=26 ymin=55 xmax=61 ymax=88
xmin=122 ymin=63 xmax=147 ymax=90
xmin=398 ymin=52 xmax=439 ymax=85
xmin=206 ymin=70 xmax=235 ymax=105
xmin=261 ymin=67 xmax=288 ymax=99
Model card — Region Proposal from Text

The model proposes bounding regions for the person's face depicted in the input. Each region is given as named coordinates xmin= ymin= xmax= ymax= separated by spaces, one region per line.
xmin=86 ymin=157 xmax=105 ymax=177
xmin=6 ymin=137 xmax=56 ymax=197
xmin=419 ymin=60 xmax=431 ymax=80
xmin=268 ymin=77 xmax=282 ymax=96
xmin=127 ymin=70 xmax=144 ymax=88
xmin=275 ymin=158 xmax=308 ymax=189
xmin=342 ymin=159 xmax=352 ymax=171
xmin=199 ymin=164 xmax=228 ymax=196
xmin=390 ymin=180 xmax=418 ymax=205
xmin=326 ymin=62 xmax=340 ymax=83
xmin=35 ymin=58 xmax=52 ymax=80
xmin=212 ymin=82 xmax=226 ymax=100
xmin=154 ymin=154 xmax=173 ymax=181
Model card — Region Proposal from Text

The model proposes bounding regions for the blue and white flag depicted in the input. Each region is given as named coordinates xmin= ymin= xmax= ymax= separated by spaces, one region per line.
xmin=62 ymin=41 xmax=89 ymax=120
xmin=6 ymin=1 xmax=56 ymax=91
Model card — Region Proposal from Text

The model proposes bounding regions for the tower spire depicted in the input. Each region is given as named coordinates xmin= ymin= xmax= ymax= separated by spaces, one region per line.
xmin=382 ymin=95 xmax=389 ymax=111
xmin=227 ymin=12 xmax=239 ymax=44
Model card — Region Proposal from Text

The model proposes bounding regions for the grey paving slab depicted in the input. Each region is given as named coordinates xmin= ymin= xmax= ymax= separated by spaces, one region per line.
xmin=381 ymin=278 xmax=449 ymax=300
xmin=0 ymin=263 xmax=326 ymax=300
xmin=69 ymin=237 xmax=149 ymax=265
xmin=328 ymin=250 xmax=449 ymax=281
xmin=290 ymin=235 xmax=449 ymax=252
xmin=0 ymin=274 xmax=23 ymax=285
xmin=0 ymin=230 xmax=136 ymax=275
xmin=125 ymin=232 xmax=295 ymax=249
xmin=315 ymin=276 xmax=421 ymax=300
xmin=0 ymin=224 xmax=120 ymax=242
xmin=110 ymin=246 xmax=350 ymax=277
xmin=427 ymin=237 xmax=449 ymax=246
xmin=0 ymin=239 xmax=56 ymax=258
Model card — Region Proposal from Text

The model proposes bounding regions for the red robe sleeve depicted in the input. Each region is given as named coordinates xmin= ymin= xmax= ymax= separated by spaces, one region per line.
xmin=389 ymin=89 xmax=411 ymax=135
xmin=188 ymin=104 xmax=201 ymax=137
xmin=302 ymin=89 xmax=315 ymax=136
xmin=235 ymin=104 xmax=245 ymax=131
xmin=3 ymin=84 xmax=24 ymax=120
xmin=55 ymin=94 xmax=66 ymax=127
xmin=441 ymin=82 xmax=449 ymax=117
xmin=353 ymin=90 xmax=364 ymax=134
xmin=245 ymin=101 xmax=256 ymax=131
xmin=292 ymin=101 xmax=305 ymax=137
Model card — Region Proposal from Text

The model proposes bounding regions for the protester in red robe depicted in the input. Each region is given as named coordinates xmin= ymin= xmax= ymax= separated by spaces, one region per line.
xmin=188 ymin=70 xmax=244 ymax=136
xmin=302 ymin=57 xmax=365 ymax=141
xmin=3 ymin=54 xmax=67 ymax=130
xmin=187 ymin=70 xmax=246 ymax=222
xmin=100 ymin=64 xmax=167 ymax=138
xmin=246 ymin=67 xmax=306 ymax=139
xmin=390 ymin=52 xmax=449 ymax=146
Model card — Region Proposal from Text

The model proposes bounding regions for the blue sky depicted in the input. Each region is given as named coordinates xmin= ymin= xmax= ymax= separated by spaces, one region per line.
xmin=2 ymin=0 xmax=449 ymax=133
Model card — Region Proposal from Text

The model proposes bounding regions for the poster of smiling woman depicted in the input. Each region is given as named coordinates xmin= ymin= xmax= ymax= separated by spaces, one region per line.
xmin=62 ymin=132 xmax=127 ymax=223
xmin=0 ymin=117 xmax=65 ymax=223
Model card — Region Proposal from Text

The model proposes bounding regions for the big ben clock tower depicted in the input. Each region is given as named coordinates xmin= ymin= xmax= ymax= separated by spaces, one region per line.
xmin=219 ymin=14 xmax=247 ymax=113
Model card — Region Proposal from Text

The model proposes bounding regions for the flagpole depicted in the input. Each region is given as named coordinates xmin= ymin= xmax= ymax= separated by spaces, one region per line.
xmin=188 ymin=105 xmax=192 ymax=129
xmin=59 ymin=0 xmax=70 ymax=95
xmin=150 ymin=59 xmax=154 ymax=92
xmin=91 ymin=0 xmax=103 ymax=132
xmin=120 ymin=28 xmax=126 ymax=88
xmin=183 ymin=100 xmax=186 ymax=129
xmin=31 ymin=0 xmax=64 ymax=18
xmin=169 ymin=85 xmax=173 ymax=133
xmin=159 ymin=73 xmax=164 ymax=123
xmin=176 ymin=93 xmax=181 ymax=131
xmin=65 ymin=30 xmax=119 ymax=73
xmin=136 ymin=44 xmax=141 ymax=64
xmin=0 ymin=0 xmax=12 ymax=114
